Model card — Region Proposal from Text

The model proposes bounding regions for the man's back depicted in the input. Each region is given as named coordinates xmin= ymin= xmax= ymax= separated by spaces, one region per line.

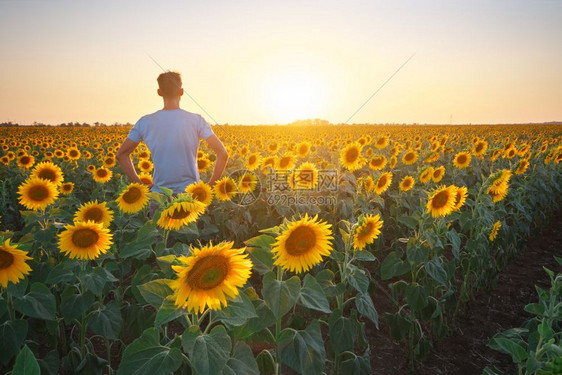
xmin=127 ymin=109 xmax=214 ymax=193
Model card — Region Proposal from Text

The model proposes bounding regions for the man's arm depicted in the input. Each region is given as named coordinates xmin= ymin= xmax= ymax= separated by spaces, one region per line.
xmin=205 ymin=134 xmax=228 ymax=187
xmin=116 ymin=138 xmax=145 ymax=186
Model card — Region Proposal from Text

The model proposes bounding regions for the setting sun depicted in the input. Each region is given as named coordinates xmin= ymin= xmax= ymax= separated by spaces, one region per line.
xmin=261 ymin=67 xmax=326 ymax=124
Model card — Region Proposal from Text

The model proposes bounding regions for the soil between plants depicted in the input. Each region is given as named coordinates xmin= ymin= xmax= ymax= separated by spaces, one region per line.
xmin=370 ymin=211 xmax=562 ymax=374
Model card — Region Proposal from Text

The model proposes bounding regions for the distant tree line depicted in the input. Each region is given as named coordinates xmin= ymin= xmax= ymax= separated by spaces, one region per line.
xmin=0 ymin=121 xmax=134 ymax=127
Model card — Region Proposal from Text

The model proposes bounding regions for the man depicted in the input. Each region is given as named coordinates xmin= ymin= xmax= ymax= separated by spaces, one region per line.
xmin=116 ymin=71 xmax=228 ymax=194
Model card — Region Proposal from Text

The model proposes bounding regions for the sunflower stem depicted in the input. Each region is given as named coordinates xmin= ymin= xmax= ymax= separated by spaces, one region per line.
xmin=80 ymin=312 xmax=87 ymax=357
xmin=163 ymin=230 xmax=170 ymax=249
xmin=7 ymin=291 xmax=15 ymax=321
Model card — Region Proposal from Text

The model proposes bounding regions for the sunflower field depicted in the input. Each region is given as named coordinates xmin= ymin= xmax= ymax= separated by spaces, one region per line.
xmin=0 ymin=124 xmax=561 ymax=374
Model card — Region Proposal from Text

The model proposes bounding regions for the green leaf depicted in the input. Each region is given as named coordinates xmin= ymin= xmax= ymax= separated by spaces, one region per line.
xmin=221 ymin=341 xmax=259 ymax=375
xmin=215 ymin=290 xmax=258 ymax=327
xmin=6 ymin=278 xmax=28 ymax=298
xmin=297 ymin=274 xmax=330 ymax=313
xmin=262 ymin=272 xmax=300 ymax=319
xmin=488 ymin=337 xmax=528 ymax=363
xmin=0 ymin=319 xmax=28 ymax=365
xmin=328 ymin=309 xmax=356 ymax=354
xmin=137 ymin=279 xmax=173 ymax=307
xmin=117 ymin=327 xmax=182 ymax=375
xmin=384 ymin=312 xmax=411 ymax=341
xmin=14 ymin=282 xmax=56 ymax=321
xmin=80 ymin=267 xmax=118 ymax=295
xmin=46 ymin=261 xmax=78 ymax=284
xmin=398 ymin=215 xmax=418 ymax=230
xmin=355 ymin=293 xmax=379 ymax=328
xmin=538 ymin=320 xmax=553 ymax=340
xmin=339 ymin=348 xmax=371 ymax=375
xmin=182 ymin=325 xmax=231 ymax=375
xmin=12 ymin=345 xmax=40 ymax=375
xmin=425 ymin=258 xmax=448 ymax=286
xmin=446 ymin=229 xmax=461 ymax=259
xmin=60 ymin=286 xmax=96 ymax=323
xmin=154 ymin=296 xmax=185 ymax=328
xmin=278 ymin=321 xmax=326 ymax=375
xmin=244 ymin=235 xmax=275 ymax=274
xmin=354 ymin=250 xmax=376 ymax=262
xmin=230 ymin=299 xmax=276 ymax=340
xmin=88 ymin=301 xmax=123 ymax=340
xmin=348 ymin=266 xmax=370 ymax=294
xmin=380 ymin=251 xmax=410 ymax=280
xmin=120 ymin=222 xmax=159 ymax=260
xmin=406 ymin=283 xmax=429 ymax=311
xmin=37 ymin=350 xmax=59 ymax=375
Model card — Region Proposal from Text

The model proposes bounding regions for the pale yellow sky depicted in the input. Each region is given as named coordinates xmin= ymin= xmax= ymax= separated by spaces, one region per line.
xmin=1 ymin=0 xmax=561 ymax=125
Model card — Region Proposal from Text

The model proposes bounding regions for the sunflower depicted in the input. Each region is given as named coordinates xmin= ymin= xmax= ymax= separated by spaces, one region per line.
xmin=363 ymin=176 xmax=375 ymax=192
xmin=157 ymin=195 xmax=206 ymax=230
xmin=374 ymin=172 xmax=393 ymax=195
xmin=18 ymin=177 xmax=59 ymax=211
xmin=186 ymin=181 xmax=213 ymax=205
xmin=399 ymin=176 xmax=415 ymax=192
xmin=452 ymin=186 xmax=468 ymax=211
xmin=31 ymin=161 xmax=64 ymax=186
xmin=60 ymin=182 xmax=74 ymax=195
xmin=419 ymin=167 xmax=434 ymax=184
xmin=238 ymin=172 xmax=258 ymax=193
xmin=389 ymin=155 xmax=398 ymax=169
xmin=369 ymin=155 xmax=387 ymax=170
xmin=287 ymin=162 xmax=319 ymax=190
xmin=277 ymin=153 xmax=297 ymax=170
xmin=0 ymin=239 xmax=32 ymax=288
xmin=197 ymin=158 xmax=211 ymax=173
xmin=116 ymin=183 xmax=150 ymax=213
xmin=272 ymin=214 xmax=333 ymax=274
xmin=487 ymin=170 xmax=511 ymax=203
xmin=214 ymin=177 xmax=237 ymax=201
xmin=66 ymin=147 xmax=81 ymax=160
xmin=374 ymin=136 xmax=390 ymax=149
xmin=246 ymin=153 xmax=261 ymax=171
xmin=0 ymin=156 xmax=10 ymax=165
xmin=93 ymin=167 xmax=112 ymax=183
xmin=515 ymin=159 xmax=529 ymax=175
xmin=432 ymin=166 xmax=445 ymax=183
xmin=453 ymin=152 xmax=471 ymax=169
xmin=74 ymin=200 xmax=114 ymax=228
xmin=58 ymin=221 xmax=113 ymax=260
xmin=17 ymin=154 xmax=35 ymax=169
xmin=489 ymin=220 xmax=501 ymax=241
xmin=473 ymin=140 xmax=488 ymax=156
xmin=171 ymin=241 xmax=253 ymax=313
xmin=426 ymin=185 xmax=458 ymax=218
xmin=103 ymin=156 xmax=116 ymax=168
xmin=138 ymin=172 xmax=153 ymax=186
xmin=402 ymin=150 xmax=418 ymax=165
xmin=138 ymin=160 xmax=153 ymax=173
xmin=296 ymin=142 xmax=311 ymax=158
xmin=353 ymin=214 xmax=383 ymax=251
xmin=340 ymin=142 xmax=365 ymax=171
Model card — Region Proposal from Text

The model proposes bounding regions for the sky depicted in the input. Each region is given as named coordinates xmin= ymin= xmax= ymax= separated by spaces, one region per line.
xmin=1 ymin=0 xmax=561 ymax=125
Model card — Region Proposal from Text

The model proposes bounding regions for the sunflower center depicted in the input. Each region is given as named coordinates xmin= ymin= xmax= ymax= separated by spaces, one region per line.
xmin=432 ymin=191 xmax=450 ymax=209
xmin=29 ymin=185 xmax=49 ymax=201
xmin=358 ymin=222 xmax=374 ymax=238
xmin=457 ymin=155 xmax=467 ymax=164
xmin=21 ymin=156 xmax=31 ymax=164
xmin=405 ymin=153 xmax=414 ymax=161
xmin=69 ymin=150 xmax=78 ymax=157
xmin=346 ymin=148 xmax=359 ymax=162
xmin=122 ymin=187 xmax=141 ymax=203
xmin=377 ymin=176 xmax=387 ymax=188
xmin=191 ymin=188 xmax=207 ymax=202
xmin=188 ymin=255 xmax=229 ymax=290
xmin=280 ymin=157 xmax=290 ymax=168
xmin=84 ymin=207 xmax=103 ymax=222
xmin=169 ymin=206 xmax=191 ymax=220
xmin=403 ymin=179 xmax=412 ymax=188
xmin=71 ymin=228 xmax=99 ymax=248
xmin=249 ymin=155 xmax=256 ymax=164
xmin=0 ymin=249 xmax=14 ymax=269
xmin=222 ymin=182 xmax=234 ymax=194
xmin=97 ymin=169 xmax=108 ymax=178
xmin=285 ymin=226 xmax=316 ymax=256
xmin=38 ymin=169 xmax=56 ymax=181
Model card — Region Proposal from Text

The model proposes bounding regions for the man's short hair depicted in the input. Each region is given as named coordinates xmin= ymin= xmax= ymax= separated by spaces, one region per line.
xmin=157 ymin=71 xmax=182 ymax=98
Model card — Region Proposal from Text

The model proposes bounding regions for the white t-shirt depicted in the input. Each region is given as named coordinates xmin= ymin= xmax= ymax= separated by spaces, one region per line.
xmin=127 ymin=109 xmax=214 ymax=194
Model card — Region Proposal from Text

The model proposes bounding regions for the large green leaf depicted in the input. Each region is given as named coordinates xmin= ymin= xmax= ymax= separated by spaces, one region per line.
xmin=339 ymin=348 xmax=371 ymax=375
xmin=220 ymin=341 xmax=259 ymax=375
xmin=14 ymin=282 xmax=56 ymax=321
xmin=297 ymin=274 xmax=330 ymax=313
xmin=154 ymin=296 xmax=185 ymax=328
xmin=215 ymin=290 xmax=258 ymax=327
xmin=406 ymin=283 xmax=429 ymax=311
xmin=380 ymin=251 xmax=410 ymax=280
xmin=244 ymin=234 xmax=275 ymax=274
xmin=88 ymin=301 xmax=123 ymax=340
xmin=262 ymin=272 xmax=300 ymax=319
xmin=278 ymin=320 xmax=326 ymax=375
xmin=117 ymin=327 xmax=182 ymax=375
xmin=60 ymin=286 xmax=96 ymax=323
xmin=12 ymin=345 xmax=40 ymax=375
xmin=355 ymin=293 xmax=379 ymax=328
xmin=328 ymin=309 xmax=356 ymax=354
xmin=120 ymin=222 xmax=159 ymax=260
xmin=488 ymin=337 xmax=528 ymax=363
xmin=425 ymin=258 xmax=448 ymax=286
xmin=80 ymin=267 xmax=118 ymax=295
xmin=137 ymin=279 xmax=173 ymax=307
xmin=182 ymin=325 xmax=231 ymax=375
xmin=0 ymin=319 xmax=28 ymax=365
xmin=348 ymin=266 xmax=370 ymax=294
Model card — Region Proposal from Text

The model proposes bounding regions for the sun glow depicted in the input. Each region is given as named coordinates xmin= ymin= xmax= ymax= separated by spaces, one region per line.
xmin=262 ymin=68 xmax=326 ymax=124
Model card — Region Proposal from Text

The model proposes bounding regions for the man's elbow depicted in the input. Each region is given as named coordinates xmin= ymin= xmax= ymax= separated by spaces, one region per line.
xmin=218 ymin=148 xmax=229 ymax=160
